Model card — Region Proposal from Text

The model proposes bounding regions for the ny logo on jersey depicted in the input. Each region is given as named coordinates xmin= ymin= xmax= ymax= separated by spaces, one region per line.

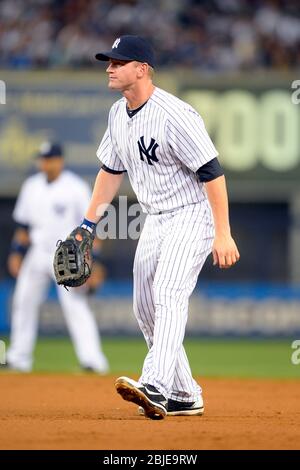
xmin=112 ymin=38 xmax=121 ymax=49
xmin=137 ymin=136 xmax=159 ymax=166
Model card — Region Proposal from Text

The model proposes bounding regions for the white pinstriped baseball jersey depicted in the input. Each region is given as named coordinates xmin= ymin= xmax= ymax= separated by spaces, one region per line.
xmin=13 ymin=171 xmax=91 ymax=251
xmin=97 ymin=87 xmax=218 ymax=214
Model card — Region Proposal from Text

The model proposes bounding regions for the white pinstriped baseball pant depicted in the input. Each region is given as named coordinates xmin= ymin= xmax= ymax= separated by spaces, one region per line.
xmin=133 ymin=201 xmax=214 ymax=402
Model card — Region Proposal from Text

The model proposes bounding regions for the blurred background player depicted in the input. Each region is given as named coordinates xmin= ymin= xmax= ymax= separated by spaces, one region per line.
xmin=6 ymin=141 xmax=109 ymax=373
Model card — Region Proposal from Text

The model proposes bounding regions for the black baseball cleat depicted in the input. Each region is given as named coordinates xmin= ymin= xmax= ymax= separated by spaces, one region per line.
xmin=115 ymin=376 xmax=167 ymax=420
xmin=167 ymin=397 xmax=204 ymax=416
xmin=138 ymin=396 xmax=204 ymax=416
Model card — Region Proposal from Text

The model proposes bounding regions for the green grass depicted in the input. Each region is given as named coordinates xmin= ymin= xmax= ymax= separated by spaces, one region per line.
xmin=1 ymin=336 xmax=299 ymax=379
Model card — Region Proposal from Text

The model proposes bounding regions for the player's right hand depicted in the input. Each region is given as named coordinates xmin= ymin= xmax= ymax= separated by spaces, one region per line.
xmin=212 ymin=234 xmax=240 ymax=269
xmin=8 ymin=253 xmax=23 ymax=278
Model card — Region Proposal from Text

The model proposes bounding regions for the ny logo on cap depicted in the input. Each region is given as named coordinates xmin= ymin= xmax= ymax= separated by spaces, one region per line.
xmin=137 ymin=136 xmax=159 ymax=166
xmin=112 ymin=38 xmax=121 ymax=49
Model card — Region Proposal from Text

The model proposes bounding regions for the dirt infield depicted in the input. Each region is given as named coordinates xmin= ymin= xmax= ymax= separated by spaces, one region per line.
xmin=0 ymin=374 xmax=299 ymax=450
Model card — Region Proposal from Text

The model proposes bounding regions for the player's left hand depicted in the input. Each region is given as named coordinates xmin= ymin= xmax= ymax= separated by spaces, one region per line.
xmin=53 ymin=226 xmax=94 ymax=288
xmin=212 ymin=234 xmax=240 ymax=269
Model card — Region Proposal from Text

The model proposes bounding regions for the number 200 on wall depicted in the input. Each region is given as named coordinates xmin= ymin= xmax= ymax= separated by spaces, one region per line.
xmin=183 ymin=90 xmax=299 ymax=172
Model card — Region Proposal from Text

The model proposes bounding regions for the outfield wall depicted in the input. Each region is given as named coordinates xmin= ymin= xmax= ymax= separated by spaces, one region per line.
xmin=1 ymin=280 xmax=300 ymax=337
xmin=0 ymin=70 xmax=299 ymax=199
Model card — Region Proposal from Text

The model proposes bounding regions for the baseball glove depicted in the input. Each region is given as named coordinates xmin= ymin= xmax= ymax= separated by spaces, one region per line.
xmin=53 ymin=226 xmax=95 ymax=289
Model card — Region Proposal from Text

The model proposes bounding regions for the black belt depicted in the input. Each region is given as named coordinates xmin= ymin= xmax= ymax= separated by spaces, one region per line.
xmin=152 ymin=202 xmax=200 ymax=215
xmin=152 ymin=206 xmax=184 ymax=215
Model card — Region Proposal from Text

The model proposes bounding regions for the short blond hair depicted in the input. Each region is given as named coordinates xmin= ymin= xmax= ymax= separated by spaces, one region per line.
xmin=148 ymin=66 xmax=154 ymax=79
xmin=134 ymin=61 xmax=154 ymax=79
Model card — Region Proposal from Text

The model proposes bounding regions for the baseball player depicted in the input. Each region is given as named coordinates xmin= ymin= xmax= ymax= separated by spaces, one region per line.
xmin=62 ymin=35 xmax=239 ymax=419
xmin=6 ymin=142 xmax=109 ymax=374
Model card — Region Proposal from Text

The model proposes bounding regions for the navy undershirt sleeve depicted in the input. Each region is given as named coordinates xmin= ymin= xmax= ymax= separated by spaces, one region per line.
xmin=196 ymin=157 xmax=224 ymax=182
xmin=101 ymin=164 xmax=127 ymax=175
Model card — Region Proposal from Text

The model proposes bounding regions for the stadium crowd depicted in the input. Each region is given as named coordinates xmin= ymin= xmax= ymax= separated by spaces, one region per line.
xmin=0 ymin=0 xmax=299 ymax=71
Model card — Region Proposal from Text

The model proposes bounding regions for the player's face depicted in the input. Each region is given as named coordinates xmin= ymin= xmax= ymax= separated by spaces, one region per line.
xmin=106 ymin=59 xmax=146 ymax=91
xmin=37 ymin=156 xmax=64 ymax=181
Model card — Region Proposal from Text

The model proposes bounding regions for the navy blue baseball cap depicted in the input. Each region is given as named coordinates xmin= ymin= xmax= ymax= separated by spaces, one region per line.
xmin=37 ymin=141 xmax=64 ymax=158
xmin=95 ymin=35 xmax=155 ymax=68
